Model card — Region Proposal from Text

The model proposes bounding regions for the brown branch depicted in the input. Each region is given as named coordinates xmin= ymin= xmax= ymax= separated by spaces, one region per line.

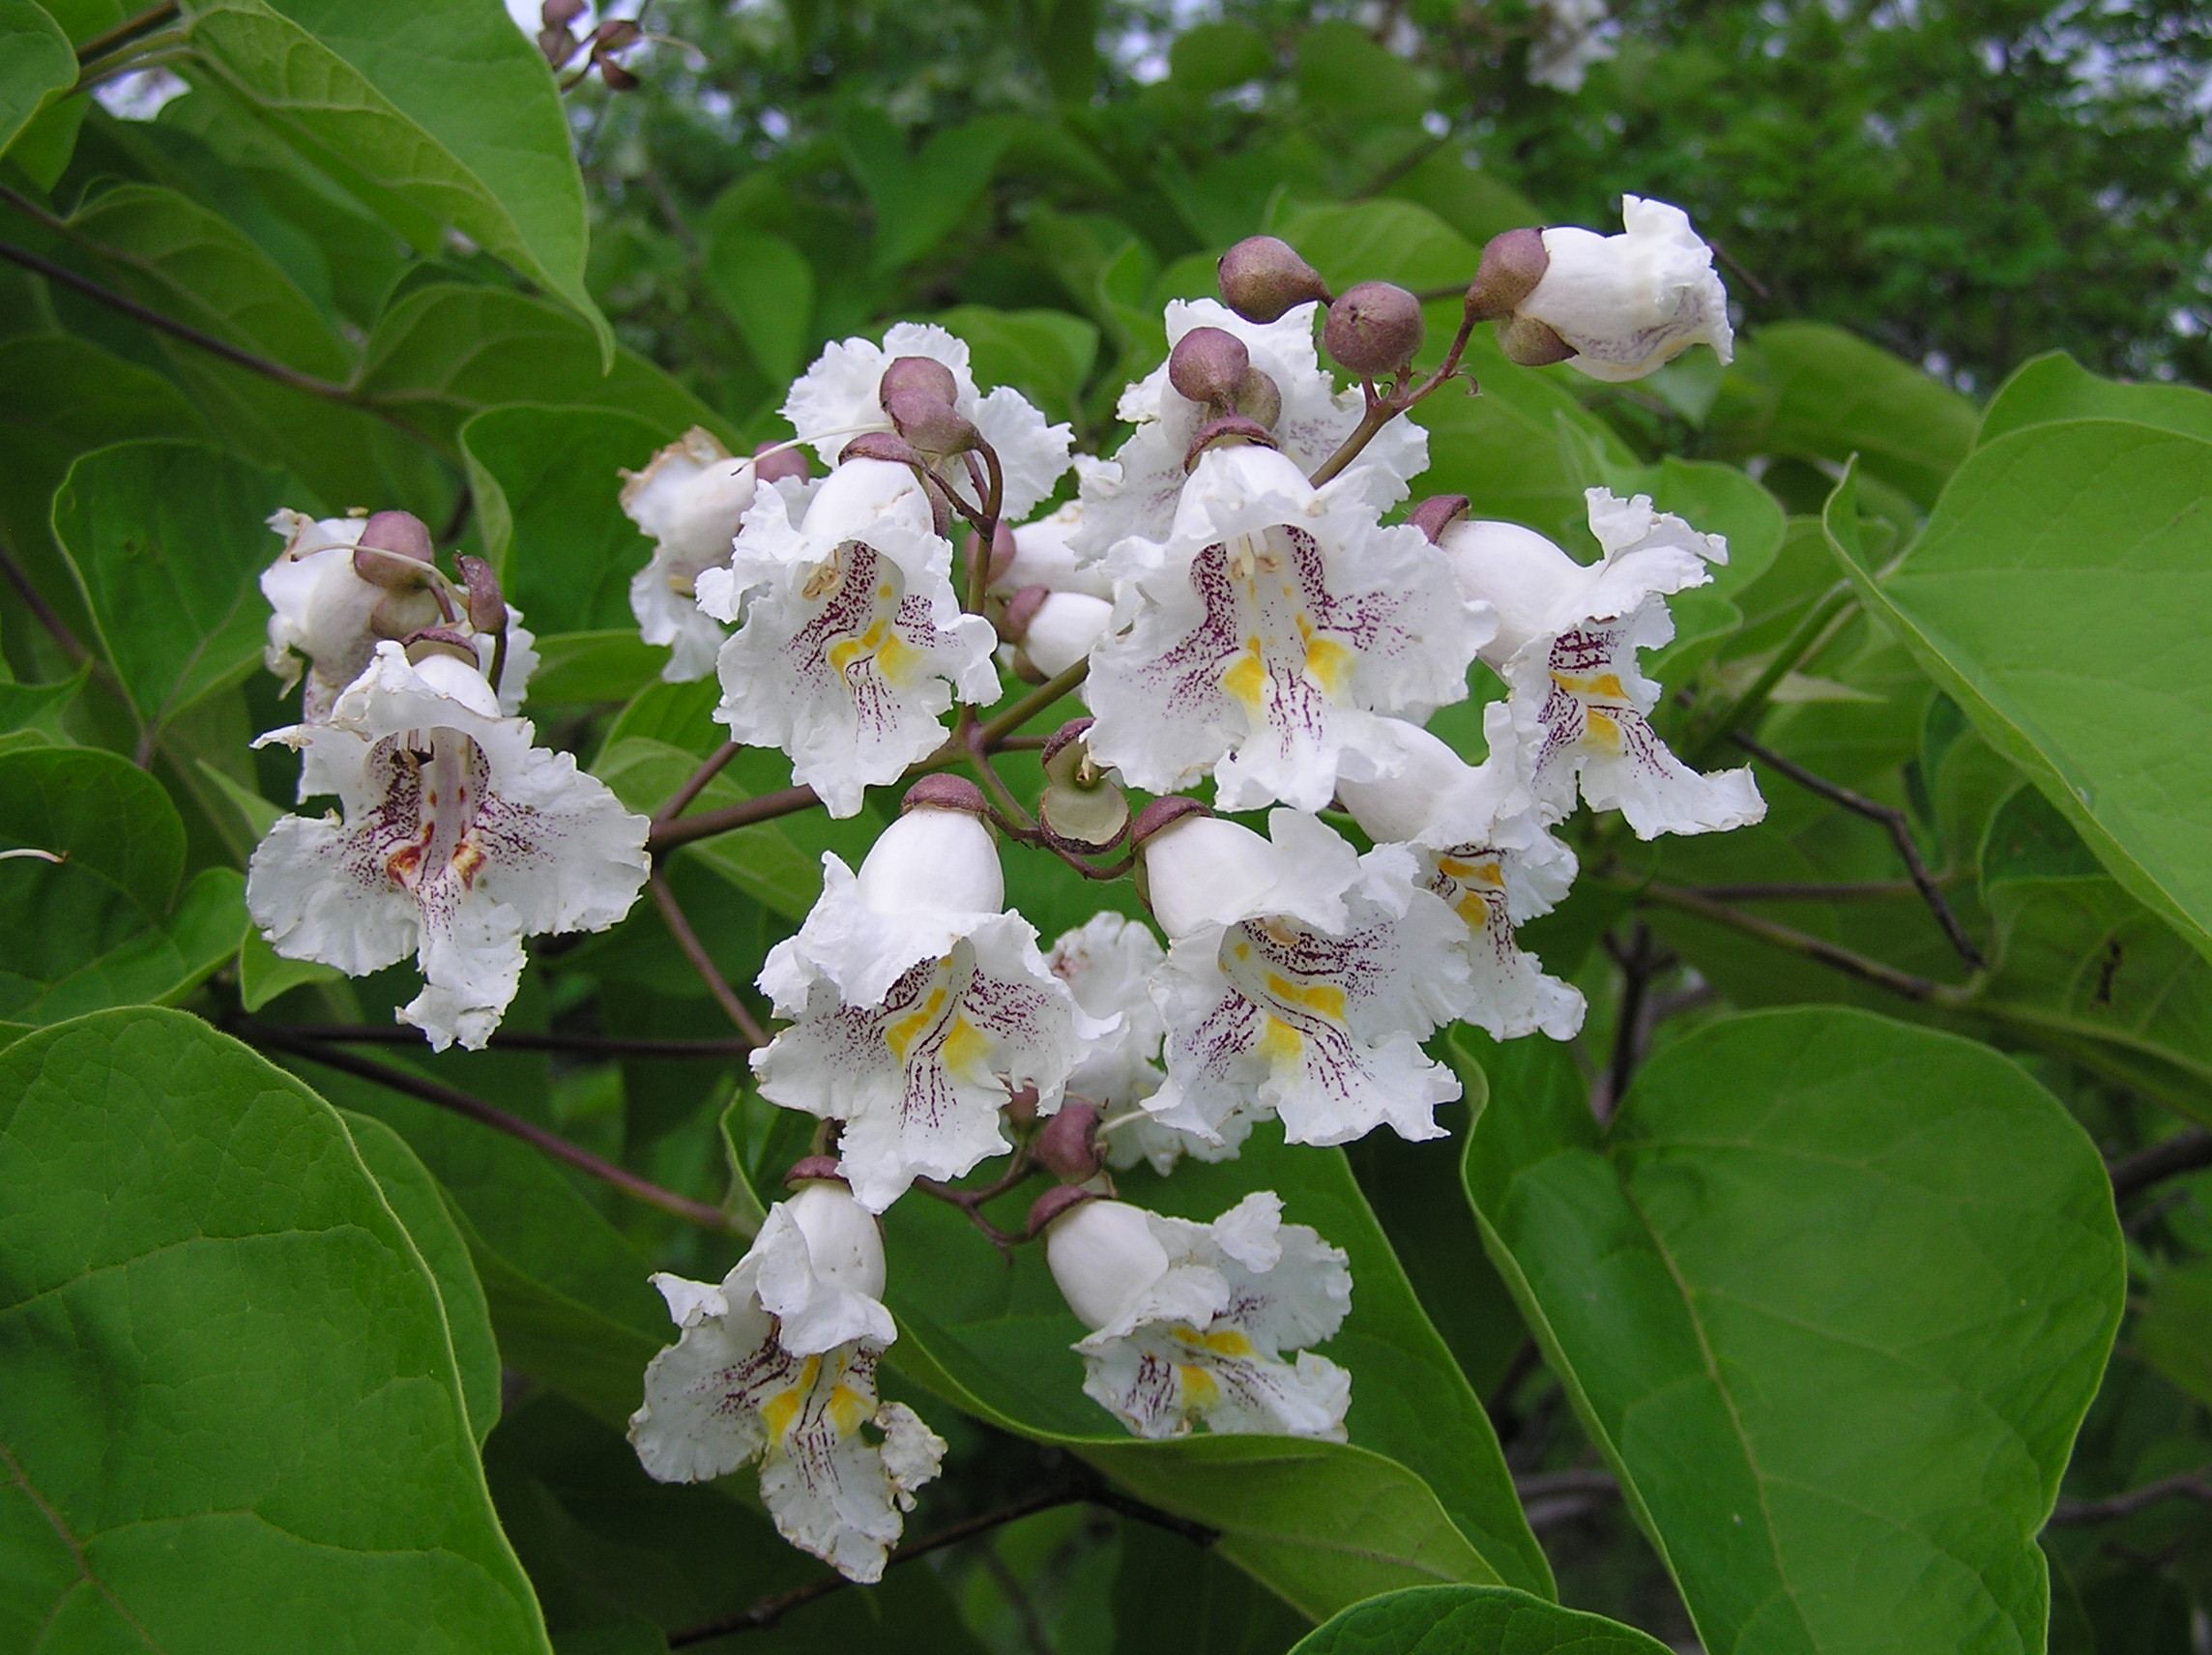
xmin=649 ymin=870 xmax=771 ymax=1048
xmin=1631 ymin=881 xmax=1952 ymax=1004
xmin=2048 ymin=1466 xmax=2212 ymax=1527
xmin=2110 ymin=1131 xmax=2212 ymax=1202
xmin=1684 ymin=880 xmax=1932 ymax=903
xmin=264 ymin=1022 xmax=754 ymax=1061
xmin=1515 ymin=1467 xmax=1622 ymax=1530
xmin=73 ymin=0 xmax=178 ymax=64
xmin=242 ymin=1026 xmax=741 ymax=1234
xmin=978 ymin=657 xmax=1090 ymax=745
xmin=1307 ymin=301 xmax=1482 ymax=487
xmin=916 ymin=1142 xmax=1037 ymax=1252
xmin=650 ymin=783 xmax=821 ymax=855
xmin=1730 ymin=733 xmax=1987 ymax=971
xmin=653 ymin=740 xmax=742 ymax=830
xmin=0 ymin=541 xmax=88 ymax=661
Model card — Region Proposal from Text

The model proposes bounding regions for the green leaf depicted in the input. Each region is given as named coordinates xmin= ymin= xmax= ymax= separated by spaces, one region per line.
xmin=0 ymin=661 xmax=82 ymax=737
xmin=1832 ymin=421 xmax=2212 ymax=965
xmin=1980 ymin=352 xmax=2212 ymax=449
xmin=713 ymin=1093 xmax=769 ymax=1236
xmin=1291 ymin=1584 xmax=1672 ymax=1654
xmin=341 ymin=1106 xmax=502 ymax=1442
xmin=360 ymin=284 xmax=732 ymax=451
xmin=0 ymin=740 xmax=180 ymax=913
xmin=883 ymin=1122 xmax=1550 ymax=1620
xmin=181 ymin=0 xmax=609 ymax=357
xmin=1712 ymin=322 xmax=1978 ymax=508
xmin=1167 ymin=19 xmax=1271 ymax=95
xmin=0 ymin=0 xmax=74 ymax=162
xmin=1380 ymin=150 xmax=1544 ymax=250
xmin=460 ymin=404 xmax=668 ymax=633
xmin=0 ymin=1006 xmax=552 ymax=1651
xmin=1463 ymin=1008 xmax=2124 ymax=1655
xmin=1274 ymin=198 xmax=1477 ymax=295
xmin=840 ymin=107 xmax=1010 ymax=274
xmin=239 ymin=923 xmax=344 ymax=1011
xmin=52 ymin=438 xmax=294 ymax=738
xmin=936 ymin=304 xmax=1099 ymax=428
xmin=595 ymin=735 xmax=821 ymax=920
xmin=702 ymin=228 xmax=815 ymax=386
xmin=1113 ymin=1514 xmax=1312 ymax=1652
xmin=530 ymin=629 xmax=667 ymax=706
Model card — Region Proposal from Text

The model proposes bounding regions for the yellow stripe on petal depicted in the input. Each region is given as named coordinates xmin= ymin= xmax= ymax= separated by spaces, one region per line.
xmin=1179 ymin=1365 xmax=1221 ymax=1408
xmin=939 ymin=1013 xmax=993 ymax=1082
xmin=760 ymin=1357 xmax=818 ymax=1440
xmin=1584 ymin=708 xmax=1621 ymax=753
xmin=827 ymin=1383 xmax=871 ymax=1436
xmin=1259 ymin=1014 xmax=1303 ymax=1064
xmin=1221 ymin=643 xmax=1266 ymax=713
xmin=885 ymin=982 xmax=950 ymax=1061
xmin=1201 ymin=1328 xmax=1255 ymax=1357
xmin=1302 ymin=633 xmax=1355 ymax=699
xmin=1266 ymin=973 xmax=1346 ymax=1021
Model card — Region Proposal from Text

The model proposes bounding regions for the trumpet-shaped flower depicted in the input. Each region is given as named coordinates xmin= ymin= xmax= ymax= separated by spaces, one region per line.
xmin=622 ymin=427 xmax=814 ymax=682
xmin=1138 ymin=810 xmax=1470 ymax=1151
xmin=1338 ymin=713 xmax=1586 ymax=1041
xmin=1045 ymin=913 xmax=1215 ymax=1176
xmin=1042 ymin=1192 xmax=1352 ymax=1440
xmin=1073 ymin=299 xmax=1428 ymax=562
xmin=1442 ymin=489 xmax=1764 ymax=838
xmin=629 ymin=1179 xmax=945 ymax=1582
xmin=1517 ymin=197 xmax=1732 ymax=382
xmin=247 ymin=643 xmax=649 ymax=1050
xmin=783 ymin=321 xmax=1073 ymax=520
xmin=696 ymin=458 xmax=999 ymax=819
xmin=753 ymin=803 xmax=1103 ymax=1211
xmin=1087 ymin=445 xmax=1488 ymax=812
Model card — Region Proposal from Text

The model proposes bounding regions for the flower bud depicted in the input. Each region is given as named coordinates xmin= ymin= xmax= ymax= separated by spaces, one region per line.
xmin=597 ymin=54 xmax=639 ymax=91
xmin=879 ymin=355 xmax=961 ymax=410
xmin=455 ymin=555 xmax=506 ymax=635
xmin=785 ymin=1177 xmax=888 ymax=1301
xmin=1235 ymin=366 xmax=1283 ymax=429
xmin=593 ymin=15 xmax=640 ymax=48
xmin=839 ymin=430 xmax=926 ymax=470
xmin=1038 ymin=717 xmax=1128 ymax=851
xmin=1408 ymin=494 xmax=1470 ymax=545
xmin=1042 ymin=1197 xmax=1171 ymax=1330
xmin=784 ymin=1154 xmax=845 ymax=1186
xmin=885 ymin=390 xmax=979 ymax=460
xmin=1005 ymin=1084 xmax=1040 ymax=1128
xmin=1137 ymin=811 xmax=1282 ymax=941
xmin=541 ymin=0 xmax=583 ymax=26
xmin=753 ymin=442 xmax=812 ymax=486
xmin=1020 ymin=592 xmax=1113 ymax=679
xmin=402 ymin=627 xmax=480 ymax=669
xmin=1167 ymin=327 xmax=1251 ymax=409
xmin=369 ymin=587 xmax=443 ymax=643
xmin=1027 ymin=1182 xmax=1093 ymax=1240
xmin=1324 ymin=281 xmax=1425 ymax=379
xmin=998 ymin=584 xmax=1051 ymax=644
xmin=1217 ymin=236 xmax=1330 ymax=325
xmin=1034 ymin=1102 xmax=1102 ymax=1183
xmin=1127 ymin=795 xmax=1208 ymax=847
xmin=1513 ymin=197 xmax=1734 ymax=382
xmin=351 ymin=509 xmax=435 ymax=590
xmin=859 ymin=800 xmax=1004 ymax=916
xmin=1183 ymin=414 xmax=1277 ymax=473
xmin=901 ymin=773 xmax=988 ymax=817
xmin=1465 ymin=227 xmax=1550 ymax=321
xmin=1496 ymin=312 xmax=1575 ymax=367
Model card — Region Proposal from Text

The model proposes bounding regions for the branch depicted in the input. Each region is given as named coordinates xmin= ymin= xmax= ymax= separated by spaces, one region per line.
xmin=649 ymin=783 xmax=821 ymax=855
xmin=240 ymin=1026 xmax=741 ymax=1234
xmin=1682 ymin=879 xmax=1933 ymax=903
xmin=1730 ymin=733 xmax=1986 ymax=971
xmin=1515 ymin=1467 xmax=1622 ymax=1530
xmin=978 ymin=657 xmax=1090 ymax=746
xmin=2048 ymin=1466 xmax=2212 ymax=1527
xmin=266 ymin=1022 xmax=754 ymax=1060
xmin=1308 ymin=303 xmax=1483 ymax=487
xmin=73 ymin=1 xmax=178 ymax=64
xmin=1630 ymin=880 xmax=1954 ymax=1004
xmin=2110 ymin=1131 xmax=2212 ymax=1202
xmin=1680 ymin=584 xmax=1854 ymax=767
xmin=649 ymin=870 xmax=771 ymax=1048
xmin=0 ymin=541 xmax=88 ymax=661
xmin=653 ymin=740 xmax=742 ymax=830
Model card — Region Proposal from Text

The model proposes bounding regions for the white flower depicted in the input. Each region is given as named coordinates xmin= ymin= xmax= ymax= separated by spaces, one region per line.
xmin=1528 ymin=0 xmax=1615 ymax=92
xmin=1072 ymin=299 xmax=1429 ymax=562
xmin=1441 ymin=489 xmax=1764 ymax=838
xmin=622 ymin=427 xmax=815 ymax=683
xmin=1016 ymin=591 xmax=1116 ymax=679
xmin=782 ymin=321 xmax=1073 ymax=520
xmin=1045 ymin=913 xmax=1213 ymax=1176
xmin=1338 ymin=714 xmax=1586 ymax=1041
xmin=995 ymin=500 xmax=1113 ymax=600
xmin=1138 ymin=810 xmax=1470 ymax=1151
xmin=1519 ymin=197 xmax=1732 ymax=382
xmin=1086 ymin=445 xmax=1489 ymax=813
xmin=752 ymin=803 xmax=1104 ymax=1211
xmin=696 ymin=459 xmax=1000 ymax=819
xmin=629 ymin=1180 xmax=946 ymax=1583
xmin=1043 ymin=1192 xmax=1352 ymax=1440
xmin=246 ymin=643 xmax=649 ymax=1050
xmin=261 ymin=509 xmax=536 ymax=726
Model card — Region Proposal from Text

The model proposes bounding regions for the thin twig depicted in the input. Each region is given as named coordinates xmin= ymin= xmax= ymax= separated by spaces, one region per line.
xmin=1685 ymin=880 xmax=1933 ymax=903
xmin=978 ymin=1545 xmax=1059 ymax=1655
xmin=1308 ymin=303 xmax=1484 ymax=487
xmin=1597 ymin=924 xmax=1668 ymax=1121
xmin=654 ymin=740 xmax=742 ymax=829
xmin=1731 ymin=733 xmax=1986 ymax=970
xmin=1630 ymin=881 xmax=1951 ymax=1003
xmin=649 ymin=783 xmax=821 ymax=854
xmin=2048 ymin=1467 xmax=2212 ymax=1527
xmin=917 ymin=1141 xmax=1037 ymax=1253
xmin=1515 ymin=1467 xmax=1622 ymax=1529
xmin=649 ymin=870 xmax=771 ymax=1048
xmin=0 ymin=230 xmax=356 ymax=404
xmin=73 ymin=0 xmax=178 ymax=63
xmin=265 ymin=1022 xmax=754 ymax=1060
xmin=2110 ymin=1132 xmax=2212 ymax=1202
xmin=979 ymin=658 xmax=1090 ymax=745
xmin=0 ymin=542 xmax=88 ymax=661
xmin=243 ymin=1027 xmax=740 ymax=1233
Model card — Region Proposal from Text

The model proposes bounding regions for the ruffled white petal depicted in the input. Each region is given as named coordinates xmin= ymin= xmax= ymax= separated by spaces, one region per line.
xmin=1523 ymin=196 xmax=1733 ymax=382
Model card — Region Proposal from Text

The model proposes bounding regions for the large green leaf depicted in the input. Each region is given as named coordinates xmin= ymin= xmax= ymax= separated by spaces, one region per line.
xmin=1979 ymin=352 xmax=2212 ymax=448
xmin=937 ymin=304 xmax=1099 ymax=428
xmin=51 ymin=438 xmax=293 ymax=738
xmin=883 ymin=1122 xmax=1550 ymax=1621
xmin=528 ymin=629 xmax=666 ymax=706
xmin=1291 ymin=1585 xmax=1672 ymax=1655
xmin=595 ymin=735 xmax=821 ymax=920
xmin=180 ymin=0 xmax=607 ymax=355
xmin=460 ymin=404 xmax=669 ymax=633
xmin=1832 ymin=421 xmax=2212 ymax=965
xmin=0 ymin=0 xmax=73 ymax=161
xmin=703 ymin=227 xmax=815 ymax=387
xmin=1464 ymin=1009 xmax=2124 ymax=1655
xmin=840 ymin=107 xmax=1009 ymax=274
xmin=0 ymin=1007 xmax=551 ymax=1651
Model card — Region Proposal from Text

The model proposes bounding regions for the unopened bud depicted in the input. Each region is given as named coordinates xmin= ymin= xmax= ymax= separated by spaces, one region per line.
xmin=885 ymin=389 xmax=978 ymax=459
xmin=1127 ymin=795 xmax=1208 ymax=846
xmin=403 ymin=627 xmax=479 ymax=668
xmin=352 ymin=509 xmax=435 ymax=589
xmin=752 ymin=442 xmax=812 ymax=486
xmin=879 ymin=355 xmax=960 ymax=410
xmin=1039 ymin=717 xmax=1127 ymax=851
xmin=537 ymin=24 xmax=576 ymax=63
xmin=1035 ymin=1103 xmax=1102 ymax=1182
xmin=1324 ymin=282 xmax=1425 ymax=379
xmin=1466 ymin=227 xmax=1550 ymax=321
xmin=541 ymin=0 xmax=584 ymax=25
xmin=998 ymin=584 xmax=1051 ymax=644
xmin=455 ymin=555 xmax=506 ymax=634
xmin=1409 ymin=495 xmax=1471 ymax=544
xmin=1183 ymin=414 xmax=1277 ymax=473
xmin=1026 ymin=1182 xmax=1095 ymax=1240
xmin=1496 ymin=312 xmax=1576 ymax=367
xmin=839 ymin=431 xmax=950 ymax=535
xmin=1217 ymin=236 xmax=1330 ymax=324
xmin=1004 ymin=1085 xmax=1040 ymax=1128
xmin=594 ymin=16 xmax=641 ymax=48
xmin=1235 ymin=366 xmax=1282 ymax=429
xmin=598 ymin=57 xmax=638 ymax=90
xmin=784 ymin=1154 xmax=846 ymax=1187
xmin=1167 ymin=327 xmax=1251 ymax=408
xmin=900 ymin=773 xmax=989 ymax=817
xmin=967 ymin=520 xmax=1018 ymax=596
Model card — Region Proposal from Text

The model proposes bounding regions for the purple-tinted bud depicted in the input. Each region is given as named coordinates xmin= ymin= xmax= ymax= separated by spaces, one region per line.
xmin=1035 ymin=1103 xmax=1103 ymax=1183
xmin=752 ymin=442 xmax=812 ymax=486
xmin=1466 ymin=227 xmax=1551 ymax=321
xmin=1496 ymin=312 xmax=1576 ymax=367
xmin=352 ymin=509 xmax=435 ymax=590
xmin=1409 ymin=494 xmax=1471 ymax=544
xmin=1167 ymin=327 xmax=1251 ymax=408
xmin=984 ymin=519 xmax=1019 ymax=586
xmin=901 ymin=773 xmax=989 ymax=817
xmin=1183 ymin=414 xmax=1278 ymax=473
xmin=1324 ymin=281 xmax=1425 ymax=379
xmin=594 ymin=16 xmax=641 ymax=48
xmin=1004 ymin=1084 xmax=1040 ymax=1128
xmin=1026 ymin=1182 xmax=1095 ymax=1239
xmin=1041 ymin=717 xmax=1093 ymax=768
xmin=402 ymin=627 xmax=479 ymax=668
xmin=1235 ymin=365 xmax=1282 ymax=429
xmin=998 ymin=584 xmax=1051 ymax=644
xmin=1217 ymin=236 xmax=1331 ymax=324
xmin=879 ymin=356 xmax=960 ymax=410
xmin=784 ymin=1154 xmax=847 ymax=1187
xmin=455 ymin=555 xmax=506 ymax=634
xmin=839 ymin=430 xmax=925 ymax=469
xmin=884 ymin=389 xmax=979 ymax=458
xmin=597 ymin=57 xmax=640 ymax=91
xmin=1127 ymin=795 xmax=1209 ymax=846
xmin=541 ymin=0 xmax=584 ymax=25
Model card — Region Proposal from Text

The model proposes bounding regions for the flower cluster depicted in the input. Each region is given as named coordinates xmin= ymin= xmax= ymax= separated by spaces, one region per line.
xmin=240 ymin=195 xmax=1761 ymax=1582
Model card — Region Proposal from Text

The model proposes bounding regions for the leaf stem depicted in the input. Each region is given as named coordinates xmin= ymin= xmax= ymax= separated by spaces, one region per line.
xmin=73 ymin=1 xmax=178 ymax=64
xmin=2048 ymin=1466 xmax=2212 ymax=1527
xmin=649 ymin=870 xmax=770 ymax=1048
xmin=979 ymin=657 xmax=1090 ymax=745
xmin=1679 ymin=582 xmax=1855 ymax=766
xmin=2109 ymin=1131 xmax=2212 ymax=1201
xmin=653 ymin=740 xmax=742 ymax=829
xmin=1627 ymin=879 xmax=1957 ymax=1003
